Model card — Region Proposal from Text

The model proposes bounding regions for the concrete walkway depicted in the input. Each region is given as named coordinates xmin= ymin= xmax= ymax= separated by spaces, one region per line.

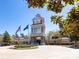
xmin=0 ymin=45 xmax=79 ymax=59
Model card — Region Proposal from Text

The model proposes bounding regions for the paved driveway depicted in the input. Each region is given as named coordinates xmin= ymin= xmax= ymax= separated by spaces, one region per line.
xmin=0 ymin=45 xmax=79 ymax=59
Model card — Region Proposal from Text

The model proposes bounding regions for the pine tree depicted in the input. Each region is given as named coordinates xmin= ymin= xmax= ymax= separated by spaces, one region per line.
xmin=2 ymin=31 xmax=12 ymax=45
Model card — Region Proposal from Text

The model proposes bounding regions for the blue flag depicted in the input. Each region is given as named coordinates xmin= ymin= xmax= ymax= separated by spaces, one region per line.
xmin=23 ymin=25 xmax=29 ymax=31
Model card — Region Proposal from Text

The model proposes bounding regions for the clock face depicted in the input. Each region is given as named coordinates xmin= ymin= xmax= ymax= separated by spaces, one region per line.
xmin=34 ymin=19 xmax=41 ymax=24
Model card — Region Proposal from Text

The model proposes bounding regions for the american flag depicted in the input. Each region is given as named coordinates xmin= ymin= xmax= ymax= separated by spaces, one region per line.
xmin=16 ymin=25 xmax=21 ymax=34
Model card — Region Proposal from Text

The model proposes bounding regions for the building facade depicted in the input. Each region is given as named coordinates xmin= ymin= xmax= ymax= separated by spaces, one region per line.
xmin=48 ymin=35 xmax=71 ymax=45
xmin=31 ymin=14 xmax=45 ymax=45
xmin=12 ymin=34 xmax=30 ymax=44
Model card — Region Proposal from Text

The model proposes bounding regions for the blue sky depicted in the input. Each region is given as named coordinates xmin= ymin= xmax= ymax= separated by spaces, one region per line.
xmin=0 ymin=0 xmax=73 ymax=35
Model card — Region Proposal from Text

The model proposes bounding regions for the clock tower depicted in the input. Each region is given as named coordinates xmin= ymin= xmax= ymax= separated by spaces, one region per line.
xmin=31 ymin=14 xmax=45 ymax=45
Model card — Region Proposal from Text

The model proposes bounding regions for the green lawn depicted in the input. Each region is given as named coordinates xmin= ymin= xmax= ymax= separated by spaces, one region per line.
xmin=14 ymin=44 xmax=38 ymax=50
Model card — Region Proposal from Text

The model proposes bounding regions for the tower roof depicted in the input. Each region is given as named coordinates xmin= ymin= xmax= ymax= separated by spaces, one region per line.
xmin=32 ymin=14 xmax=44 ymax=24
xmin=32 ymin=14 xmax=43 ymax=21
xmin=36 ymin=14 xmax=41 ymax=17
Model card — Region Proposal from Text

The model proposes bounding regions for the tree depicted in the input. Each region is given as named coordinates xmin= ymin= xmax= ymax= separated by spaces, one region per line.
xmin=61 ymin=6 xmax=79 ymax=47
xmin=51 ymin=16 xmax=63 ymax=30
xmin=47 ymin=31 xmax=61 ymax=37
xmin=2 ymin=31 xmax=12 ymax=45
xmin=26 ymin=0 xmax=78 ymax=13
xmin=47 ymin=31 xmax=53 ymax=36
xmin=0 ymin=35 xmax=3 ymax=42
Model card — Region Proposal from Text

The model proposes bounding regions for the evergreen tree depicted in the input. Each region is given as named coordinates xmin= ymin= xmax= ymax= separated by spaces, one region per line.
xmin=2 ymin=31 xmax=12 ymax=45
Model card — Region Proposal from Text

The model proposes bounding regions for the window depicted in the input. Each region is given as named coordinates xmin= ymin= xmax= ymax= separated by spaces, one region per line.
xmin=34 ymin=26 xmax=41 ymax=33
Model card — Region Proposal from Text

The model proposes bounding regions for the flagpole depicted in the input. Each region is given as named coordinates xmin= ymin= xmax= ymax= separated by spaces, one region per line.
xmin=19 ymin=26 xmax=21 ymax=45
xmin=15 ymin=25 xmax=21 ymax=46
xmin=28 ymin=25 xmax=30 ymax=44
xmin=23 ymin=24 xmax=30 ymax=44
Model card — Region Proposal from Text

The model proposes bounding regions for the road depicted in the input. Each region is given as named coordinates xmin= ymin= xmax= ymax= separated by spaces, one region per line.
xmin=0 ymin=45 xmax=79 ymax=59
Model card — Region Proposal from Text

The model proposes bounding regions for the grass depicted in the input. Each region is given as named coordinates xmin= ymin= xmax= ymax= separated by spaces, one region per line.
xmin=14 ymin=44 xmax=38 ymax=50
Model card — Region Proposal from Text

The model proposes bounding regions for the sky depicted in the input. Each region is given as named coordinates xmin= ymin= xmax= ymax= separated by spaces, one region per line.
xmin=0 ymin=0 xmax=73 ymax=35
